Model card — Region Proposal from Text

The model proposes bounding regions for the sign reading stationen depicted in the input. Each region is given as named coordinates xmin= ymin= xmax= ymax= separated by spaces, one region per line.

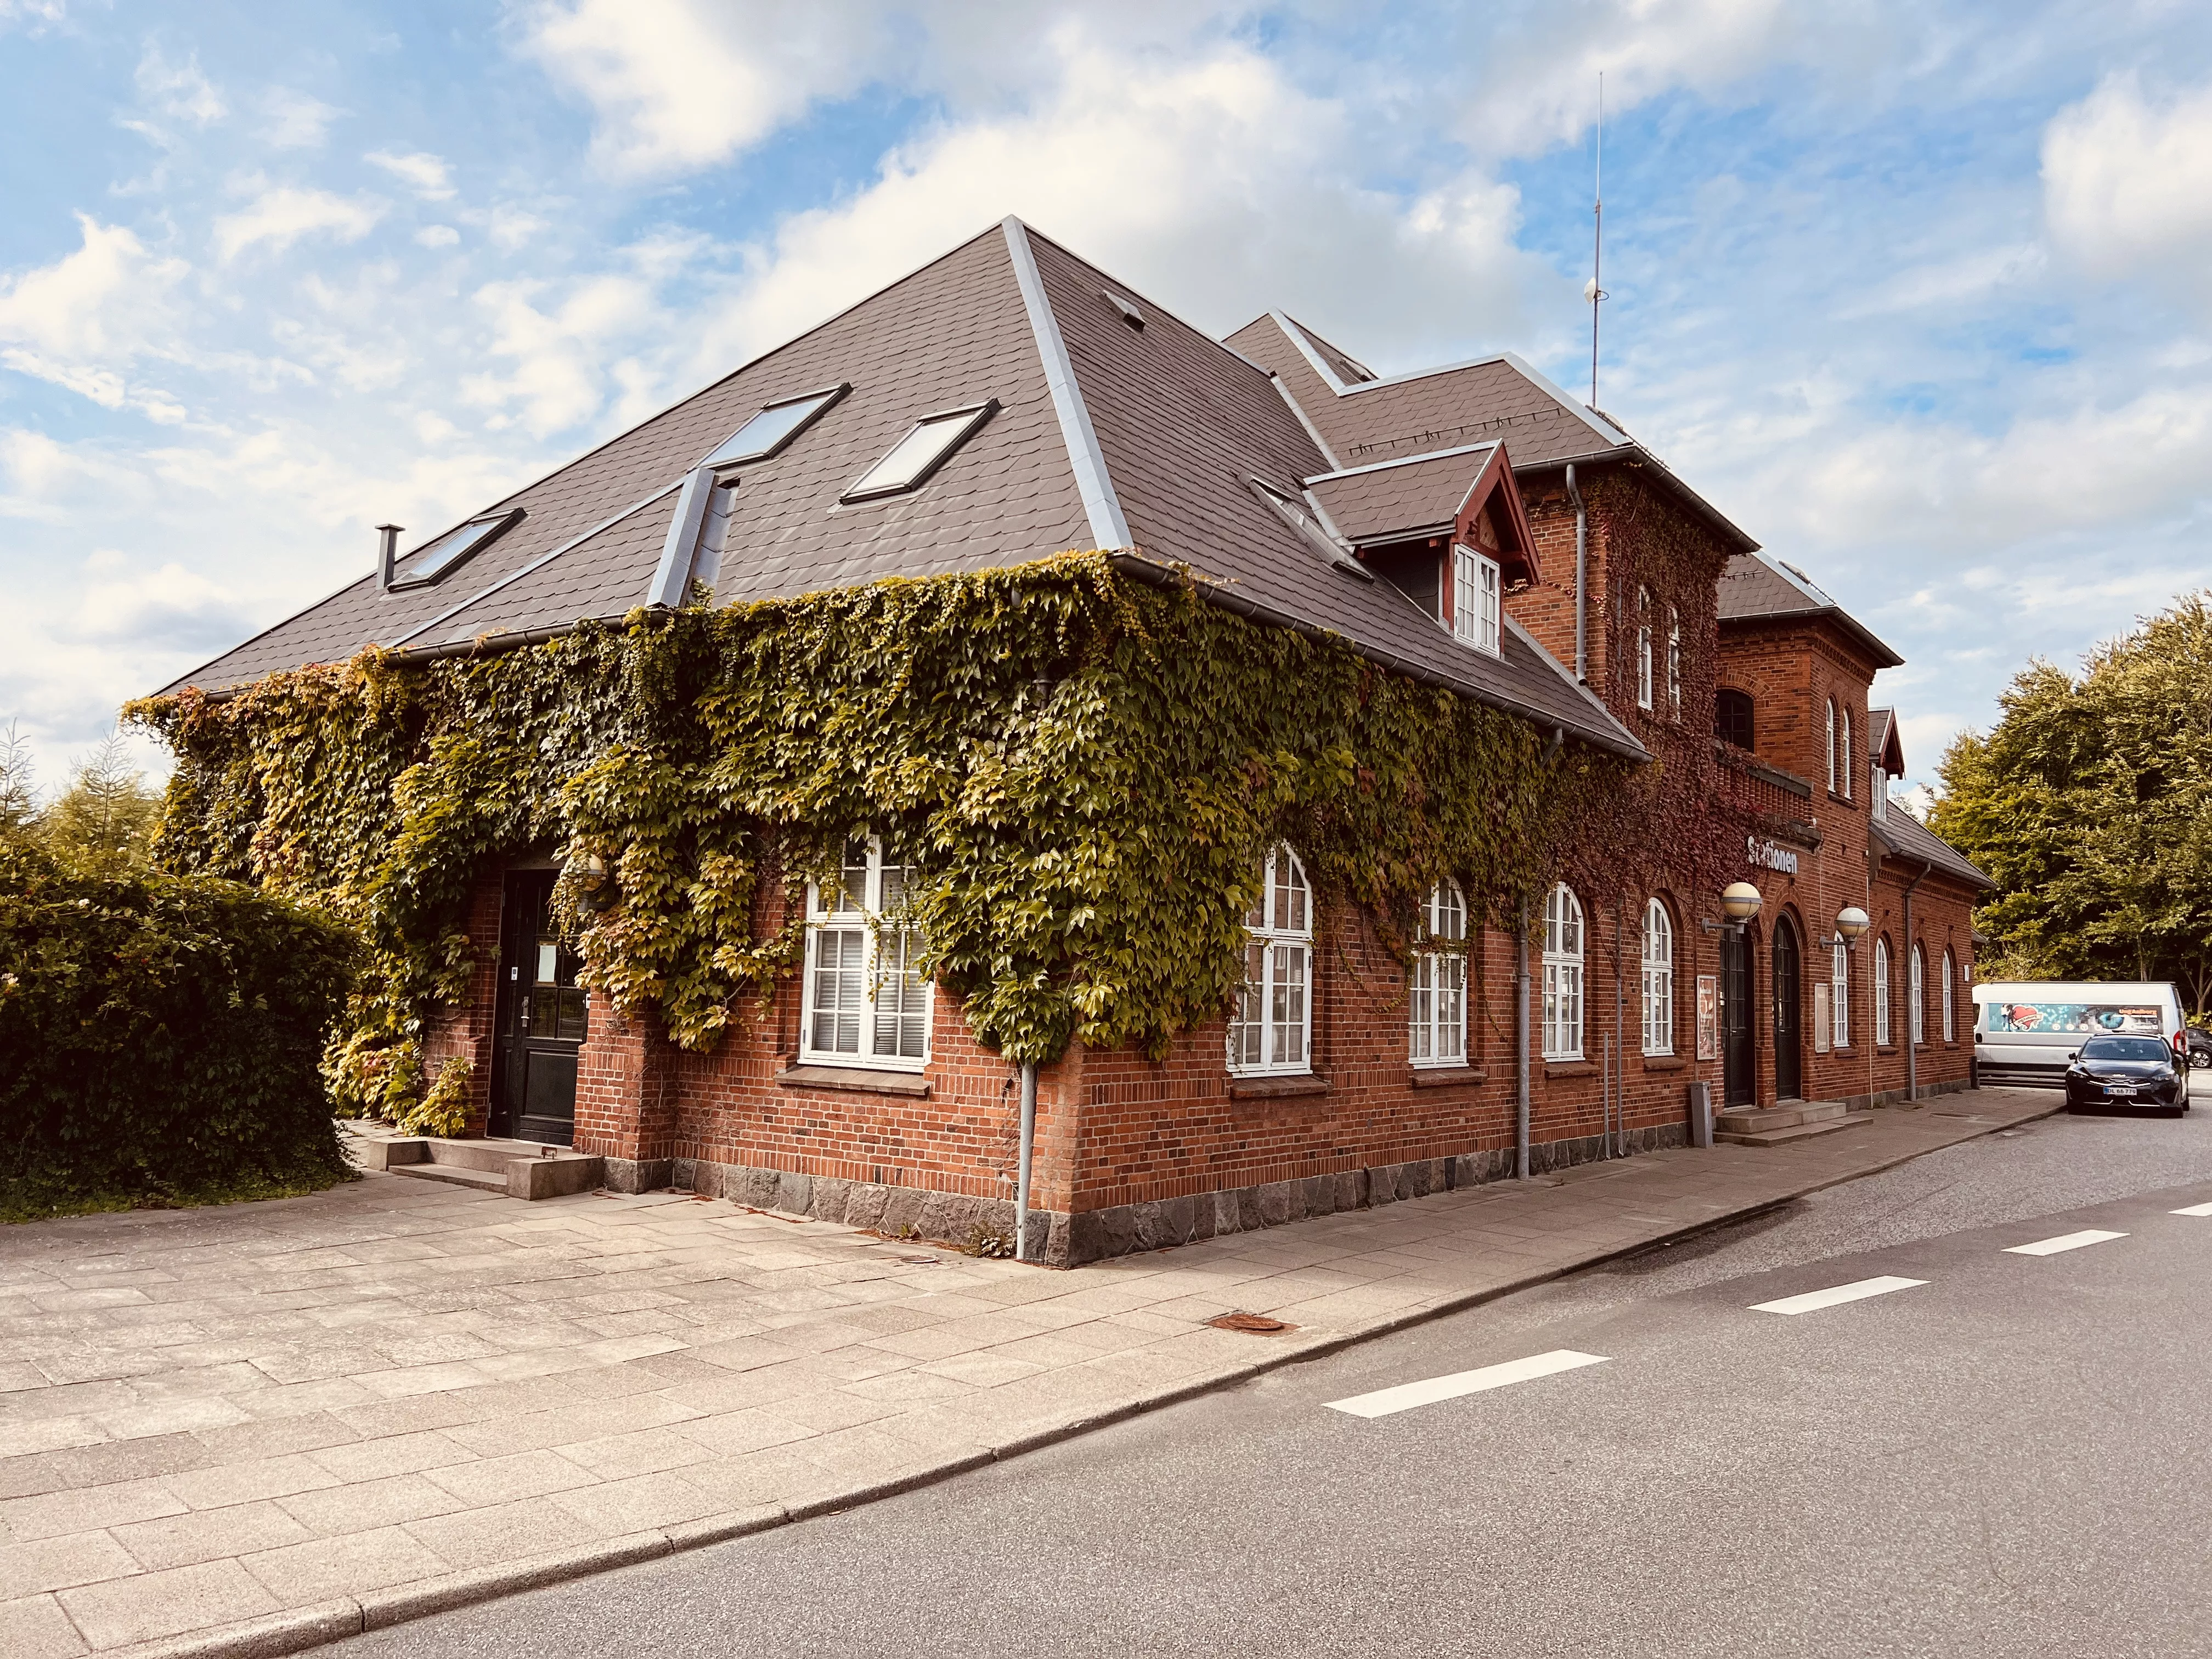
xmin=1746 ymin=835 xmax=1799 ymax=876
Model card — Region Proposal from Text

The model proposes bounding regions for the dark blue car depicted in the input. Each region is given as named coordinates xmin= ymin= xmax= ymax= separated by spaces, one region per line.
xmin=2064 ymin=1035 xmax=2191 ymax=1115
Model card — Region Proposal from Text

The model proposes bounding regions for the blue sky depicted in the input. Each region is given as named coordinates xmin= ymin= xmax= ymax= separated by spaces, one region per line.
xmin=5 ymin=1 xmax=2211 ymax=805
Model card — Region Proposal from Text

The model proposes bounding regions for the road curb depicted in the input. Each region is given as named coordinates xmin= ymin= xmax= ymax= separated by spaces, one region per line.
xmin=101 ymin=1097 xmax=2059 ymax=1659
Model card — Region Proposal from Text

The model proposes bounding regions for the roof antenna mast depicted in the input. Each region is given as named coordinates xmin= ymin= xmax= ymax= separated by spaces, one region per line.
xmin=1584 ymin=71 xmax=1607 ymax=411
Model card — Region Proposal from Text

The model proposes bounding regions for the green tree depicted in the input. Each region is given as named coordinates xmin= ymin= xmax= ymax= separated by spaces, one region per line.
xmin=42 ymin=731 xmax=164 ymax=876
xmin=0 ymin=723 xmax=35 ymax=840
xmin=1933 ymin=593 xmax=2212 ymax=1015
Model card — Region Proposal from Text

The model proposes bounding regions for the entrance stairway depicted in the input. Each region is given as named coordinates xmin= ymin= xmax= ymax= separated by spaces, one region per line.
xmin=345 ymin=1130 xmax=604 ymax=1200
xmin=1712 ymin=1099 xmax=1874 ymax=1148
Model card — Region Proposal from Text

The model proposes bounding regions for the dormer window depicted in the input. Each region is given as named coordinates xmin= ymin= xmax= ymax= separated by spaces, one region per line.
xmin=842 ymin=400 xmax=998 ymax=501
xmin=703 ymin=384 xmax=848 ymax=470
xmin=1452 ymin=545 xmax=1500 ymax=656
xmin=388 ymin=507 xmax=524 ymax=591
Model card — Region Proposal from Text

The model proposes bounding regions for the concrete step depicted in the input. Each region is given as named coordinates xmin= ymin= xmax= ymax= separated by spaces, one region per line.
xmin=1714 ymin=1114 xmax=1877 ymax=1148
xmin=352 ymin=1135 xmax=604 ymax=1200
xmin=1716 ymin=1099 xmax=1854 ymax=1133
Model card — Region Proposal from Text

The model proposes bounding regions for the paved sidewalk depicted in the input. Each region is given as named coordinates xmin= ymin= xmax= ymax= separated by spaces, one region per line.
xmin=0 ymin=1091 xmax=2057 ymax=1658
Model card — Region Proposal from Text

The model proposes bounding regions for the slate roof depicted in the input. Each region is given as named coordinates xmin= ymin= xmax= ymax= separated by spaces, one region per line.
xmin=1302 ymin=445 xmax=1499 ymax=546
xmin=1222 ymin=313 xmax=1757 ymax=560
xmin=1866 ymin=707 xmax=1906 ymax=775
xmin=1717 ymin=552 xmax=1903 ymax=669
xmin=1874 ymin=804 xmax=1989 ymax=889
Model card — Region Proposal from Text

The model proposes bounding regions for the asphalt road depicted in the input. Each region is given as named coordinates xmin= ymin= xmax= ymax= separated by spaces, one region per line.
xmin=324 ymin=1101 xmax=2212 ymax=1658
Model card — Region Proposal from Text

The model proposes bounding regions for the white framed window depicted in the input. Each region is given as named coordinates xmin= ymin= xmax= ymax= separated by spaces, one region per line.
xmin=1825 ymin=699 xmax=1837 ymax=792
xmin=1666 ymin=605 xmax=1681 ymax=718
xmin=1871 ymin=762 xmax=1887 ymax=821
xmin=802 ymin=838 xmax=930 ymax=1070
xmin=1452 ymin=547 xmax=1501 ymax=657
xmin=1941 ymin=948 xmax=1956 ymax=1041
xmin=1909 ymin=944 xmax=1926 ymax=1045
xmin=1832 ymin=939 xmax=1850 ymax=1049
xmin=1409 ymin=882 xmax=1468 ymax=1067
xmin=1874 ymin=937 xmax=1892 ymax=1046
xmin=1635 ymin=588 xmax=1654 ymax=710
xmin=1542 ymin=883 xmax=1585 ymax=1060
xmin=1229 ymin=845 xmax=1313 ymax=1075
xmin=1839 ymin=707 xmax=1853 ymax=800
xmin=1641 ymin=898 xmax=1674 ymax=1056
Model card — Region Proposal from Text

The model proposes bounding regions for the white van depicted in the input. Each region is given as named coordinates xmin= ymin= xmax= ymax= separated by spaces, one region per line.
xmin=1972 ymin=981 xmax=2188 ymax=1090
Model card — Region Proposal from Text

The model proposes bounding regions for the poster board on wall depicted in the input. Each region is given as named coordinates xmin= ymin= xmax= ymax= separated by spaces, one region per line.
xmin=1696 ymin=974 xmax=1718 ymax=1061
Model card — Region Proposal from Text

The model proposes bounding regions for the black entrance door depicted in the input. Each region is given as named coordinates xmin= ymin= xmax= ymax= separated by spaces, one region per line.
xmin=492 ymin=871 xmax=586 ymax=1146
xmin=1721 ymin=928 xmax=1754 ymax=1108
xmin=1773 ymin=918 xmax=1802 ymax=1101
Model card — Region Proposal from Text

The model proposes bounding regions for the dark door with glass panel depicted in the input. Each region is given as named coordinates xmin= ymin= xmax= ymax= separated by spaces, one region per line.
xmin=492 ymin=871 xmax=585 ymax=1146
xmin=1721 ymin=929 xmax=1755 ymax=1108
xmin=1772 ymin=918 xmax=1802 ymax=1101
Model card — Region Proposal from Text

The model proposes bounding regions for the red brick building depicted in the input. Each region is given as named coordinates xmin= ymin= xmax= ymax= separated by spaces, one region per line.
xmin=163 ymin=219 xmax=1987 ymax=1263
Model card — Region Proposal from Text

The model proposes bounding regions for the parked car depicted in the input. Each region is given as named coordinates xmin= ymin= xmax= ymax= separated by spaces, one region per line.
xmin=2187 ymin=1026 xmax=2212 ymax=1071
xmin=1974 ymin=980 xmax=2189 ymax=1089
xmin=2063 ymin=1035 xmax=2190 ymax=1115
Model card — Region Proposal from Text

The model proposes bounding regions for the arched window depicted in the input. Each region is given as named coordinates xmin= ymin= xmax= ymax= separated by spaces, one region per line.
xmin=1909 ymin=944 xmax=1926 ymax=1045
xmin=1832 ymin=939 xmax=1850 ymax=1049
xmin=803 ymin=837 xmax=930 ymax=1069
xmin=1409 ymin=882 xmax=1468 ymax=1067
xmin=1874 ymin=937 xmax=1892 ymax=1047
xmin=1641 ymin=899 xmax=1674 ymax=1056
xmin=1229 ymin=845 xmax=1312 ymax=1076
xmin=1636 ymin=588 xmax=1654 ymax=711
xmin=1715 ymin=689 xmax=1754 ymax=751
xmin=1542 ymin=884 xmax=1585 ymax=1060
xmin=1941 ymin=948 xmax=1956 ymax=1041
xmin=1666 ymin=605 xmax=1682 ymax=718
xmin=1839 ymin=707 xmax=1853 ymax=800
xmin=1825 ymin=699 xmax=1837 ymax=792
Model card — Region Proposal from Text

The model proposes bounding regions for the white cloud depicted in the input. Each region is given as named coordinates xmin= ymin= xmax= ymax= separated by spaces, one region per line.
xmin=366 ymin=149 xmax=456 ymax=200
xmin=2044 ymin=74 xmax=2212 ymax=283
xmin=135 ymin=46 xmax=226 ymax=127
xmin=214 ymin=185 xmax=386 ymax=262
xmin=415 ymin=224 xmax=461 ymax=249
xmin=263 ymin=89 xmax=340 ymax=149
xmin=74 ymin=561 xmax=252 ymax=650
xmin=0 ymin=215 xmax=187 ymax=360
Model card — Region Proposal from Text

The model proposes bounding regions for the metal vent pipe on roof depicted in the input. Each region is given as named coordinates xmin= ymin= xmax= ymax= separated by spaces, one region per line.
xmin=1566 ymin=466 xmax=1588 ymax=681
xmin=376 ymin=524 xmax=403 ymax=592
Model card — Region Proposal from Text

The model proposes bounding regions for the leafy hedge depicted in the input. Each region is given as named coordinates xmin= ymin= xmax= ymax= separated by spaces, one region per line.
xmin=0 ymin=836 xmax=358 ymax=1215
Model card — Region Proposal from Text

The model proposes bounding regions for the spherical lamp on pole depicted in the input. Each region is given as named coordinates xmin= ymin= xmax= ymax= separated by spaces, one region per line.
xmin=1719 ymin=882 xmax=1763 ymax=929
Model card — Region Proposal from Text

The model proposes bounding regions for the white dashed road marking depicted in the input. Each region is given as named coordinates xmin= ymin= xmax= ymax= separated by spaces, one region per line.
xmin=2171 ymin=1202 xmax=2212 ymax=1217
xmin=1749 ymin=1275 xmax=1928 ymax=1316
xmin=2005 ymin=1228 xmax=2128 ymax=1256
xmin=1324 ymin=1350 xmax=1610 ymax=1419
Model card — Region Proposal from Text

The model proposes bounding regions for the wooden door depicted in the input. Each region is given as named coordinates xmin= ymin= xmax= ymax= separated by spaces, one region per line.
xmin=1722 ymin=929 xmax=1755 ymax=1108
xmin=491 ymin=871 xmax=585 ymax=1146
xmin=1773 ymin=918 xmax=1802 ymax=1101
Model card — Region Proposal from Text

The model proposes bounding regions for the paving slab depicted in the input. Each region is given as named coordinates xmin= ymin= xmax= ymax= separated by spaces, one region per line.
xmin=0 ymin=1088 xmax=2058 ymax=1658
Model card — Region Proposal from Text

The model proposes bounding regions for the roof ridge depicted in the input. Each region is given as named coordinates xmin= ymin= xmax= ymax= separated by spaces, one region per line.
xmin=1001 ymin=217 xmax=1130 ymax=551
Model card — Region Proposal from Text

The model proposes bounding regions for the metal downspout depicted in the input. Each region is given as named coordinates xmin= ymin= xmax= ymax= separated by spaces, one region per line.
xmin=1517 ymin=895 xmax=1533 ymax=1180
xmin=1014 ymin=1060 xmax=1038 ymax=1261
xmin=1567 ymin=465 xmax=1588 ymax=681
xmin=1901 ymin=859 xmax=1931 ymax=1104
xmin=1615 ymin=898 xmax=1627 ymax=1157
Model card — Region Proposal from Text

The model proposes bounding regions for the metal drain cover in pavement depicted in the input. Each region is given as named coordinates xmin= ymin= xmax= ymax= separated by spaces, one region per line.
xmin=1209 ymin=1311 xmax=1295 ymax=1334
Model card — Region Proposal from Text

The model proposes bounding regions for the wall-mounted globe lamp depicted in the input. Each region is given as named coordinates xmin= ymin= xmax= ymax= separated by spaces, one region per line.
xmin=1833 ymin=906 xmax=1870 ymax=947
xmin=1720 ymin=882 xmax=1763 ymax=933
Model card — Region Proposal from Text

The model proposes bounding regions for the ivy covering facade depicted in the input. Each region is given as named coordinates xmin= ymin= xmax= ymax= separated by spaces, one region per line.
xmin=133 ymin=554 xmax=1627 ymax=1122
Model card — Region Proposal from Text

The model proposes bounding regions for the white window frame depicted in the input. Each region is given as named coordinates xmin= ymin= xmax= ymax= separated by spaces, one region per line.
xmin=1641 ymin=898 xmax=1674 ymax=1056
xmin=1542 ymin=884 xmax=1585 ymax=1060
xmin=1452 ymin=546 xmax=1501 ymax=657
xmin=1635 ymin=588 xmax=1654 ymax=711
xmin=1666 ymin=605 xmax=1681 ymax=718
xmin=1941 ymin=948 xmax=1956 ymax=1041
xmin=800 ymin=837 xmax=931 ymax=1071
xmin=1409 ymin=882 xmax=1469 ymax=1068
xmin=1874 ymin=938 xmax=1892 ymax=1047
xmin=1871 ymin=762 xmax=1887 ymax=821
xmin=1832 ymin=939 xmax=1850 ymax=1049
xmin=1909 ymin=943 xmax=1926 ymax=1046
xmin=1839 ymin=707 xmax=1853 ymax=800
xmin=1229 ymin=845 xmax=1314 ymax=1076
xmin=1825 ymin=699 xmax=1837 ymax=792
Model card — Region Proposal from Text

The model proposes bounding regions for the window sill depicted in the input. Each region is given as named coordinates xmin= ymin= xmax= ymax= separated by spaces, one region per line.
xmin=1640 ymin=1054 xmax=1687 ymax=1072
xmin=1227 ymin=1074 xmax=1331 ymax=1101
xmin=1876 ymin=1044 xmax=1899 ymax=1055
xmin=777 ymin=1064 xmax=931 ymax=1098
xmin=1409 ymin=1065 xmax=1488 ymax=1089
xmin=1543 ymin=1059 xmax=1596 ymax=1079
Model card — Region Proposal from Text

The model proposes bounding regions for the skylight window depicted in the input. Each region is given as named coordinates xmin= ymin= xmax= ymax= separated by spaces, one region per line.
xmin=703 ymin=383 xmax=849 ymax=470
xmin=1248 ymin=478 xmax=1370 ymax=581
xmin=390 ymin=508 xmax=524 ymax=590
xmin=841 ymin=400 xmax=998 ymax=502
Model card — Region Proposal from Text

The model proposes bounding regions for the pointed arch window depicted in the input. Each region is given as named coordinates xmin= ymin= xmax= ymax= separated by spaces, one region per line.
xmin=1909 ymin=944 xmax=1926 ymax=1046
xmin=1229 ymin=846 xmax=1313 ymax=1076
xmin=1839 ymin=707 xmax=1853 ymax=800
xmin=1874 ymin=937 xmax=1892 ymax=1047
xmin=1641 ymin=899 xmax=1674 ymax=1056
xmin=1832 ymin=939 xmax=1850 ymax=1049
xmin=1409 ymin=883 xmax=1468 ymax=1066
xmin=1636 ymin=589 xmax=1654 ymax=711
xmin=1542 ymin=884 xmax=1585 ymax=1060
xmin=1941 ymin=947 xmax=1956 ymax=1042
xmin=1825 ymin=699 xmax=1838 ymax=792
